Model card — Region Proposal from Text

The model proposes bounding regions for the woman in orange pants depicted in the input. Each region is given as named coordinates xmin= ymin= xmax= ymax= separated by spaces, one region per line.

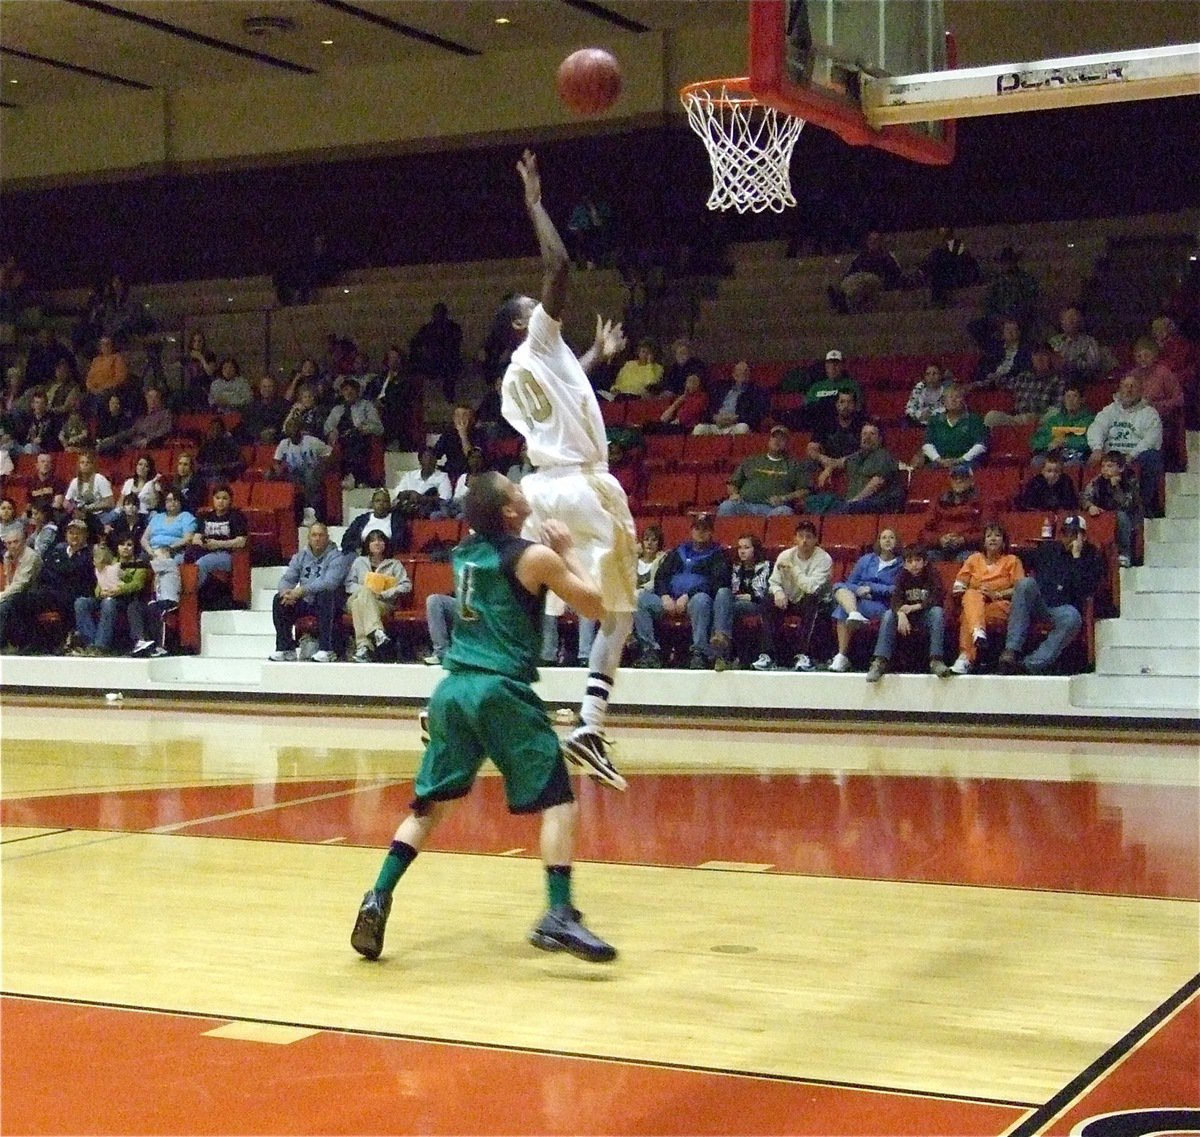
xmin=950 ymin=522 xmax=1024 ymax=674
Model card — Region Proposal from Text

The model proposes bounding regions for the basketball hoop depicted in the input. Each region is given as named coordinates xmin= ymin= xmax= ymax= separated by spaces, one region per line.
xmin=680 ymin=78 xmax=805 ymax=214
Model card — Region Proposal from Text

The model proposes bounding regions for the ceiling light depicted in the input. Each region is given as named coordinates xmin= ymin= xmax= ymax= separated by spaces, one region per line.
xmin=8 ymin=79 xmax=18 ymax=85
xmin=321 ymin=39 xmax=334 ymax=46
xmin=494 ymin=16 xmax=511 ymax=24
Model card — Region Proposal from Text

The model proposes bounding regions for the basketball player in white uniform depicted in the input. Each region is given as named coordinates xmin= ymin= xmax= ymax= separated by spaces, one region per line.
xmin=497 ymin=150 xmax=636 ymax=792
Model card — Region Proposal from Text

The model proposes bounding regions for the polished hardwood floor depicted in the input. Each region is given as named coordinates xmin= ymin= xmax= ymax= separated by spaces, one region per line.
xmin=1 ymin=701 xmax=1196 ymax=1135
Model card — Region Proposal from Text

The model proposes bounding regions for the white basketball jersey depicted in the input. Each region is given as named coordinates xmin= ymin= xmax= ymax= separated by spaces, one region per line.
xmin=501 ymin=304 xmax=608 ymax=469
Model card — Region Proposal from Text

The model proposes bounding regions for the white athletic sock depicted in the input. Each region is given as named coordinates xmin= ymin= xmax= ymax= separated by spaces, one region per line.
xmin=580 ymin=611 xmax=631 ymax=730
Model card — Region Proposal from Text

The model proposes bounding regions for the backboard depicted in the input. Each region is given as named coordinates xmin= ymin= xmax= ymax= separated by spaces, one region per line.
xmin=748 ymin=0 xmax=957 ymax=165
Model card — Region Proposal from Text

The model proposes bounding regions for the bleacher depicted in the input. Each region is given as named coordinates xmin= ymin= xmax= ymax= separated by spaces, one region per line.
xmin=1 ymin=207 xmax=1197 ymax=719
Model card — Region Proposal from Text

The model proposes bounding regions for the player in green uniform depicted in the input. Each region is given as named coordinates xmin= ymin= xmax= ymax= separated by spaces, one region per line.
xmin=351 ymin=471 xmax=616 ymax=964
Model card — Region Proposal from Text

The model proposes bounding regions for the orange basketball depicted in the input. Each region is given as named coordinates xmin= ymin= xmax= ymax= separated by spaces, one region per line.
xmin=556 ymin=48 xmax=622 ymax=116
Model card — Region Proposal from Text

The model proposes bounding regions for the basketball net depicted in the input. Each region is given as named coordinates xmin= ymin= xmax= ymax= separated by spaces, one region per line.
xmin=680 ymin=79 xmax=805 ymax=213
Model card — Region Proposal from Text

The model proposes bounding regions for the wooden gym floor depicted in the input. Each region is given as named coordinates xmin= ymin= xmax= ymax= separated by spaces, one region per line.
xmin=1 ymin=700 xmax=1197 ymax=1136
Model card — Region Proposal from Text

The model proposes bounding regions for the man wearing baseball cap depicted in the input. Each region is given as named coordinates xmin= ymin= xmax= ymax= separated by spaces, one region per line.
xmin=998 ymin=514 xmax=1103 ymax=674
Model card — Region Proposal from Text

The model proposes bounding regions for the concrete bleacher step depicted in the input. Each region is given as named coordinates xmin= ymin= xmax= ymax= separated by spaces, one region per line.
xmin=1094 ymin=645 xmax=1199 ymax=677
xmin=1146 ymin=517 xmax=1198 ymax=545
xmin=1096 ymin=618 xmax=1200 ymax=649
xmin=1144 ymin=542 xmax=1200 ymax=568
xmin=1117 ymin=590 xmax=1200 ymax=622
xmin=1123 ymin=566 xmax=1200 ymax=596
xmin=1070 ymin=672 xmax=1200 ymax=711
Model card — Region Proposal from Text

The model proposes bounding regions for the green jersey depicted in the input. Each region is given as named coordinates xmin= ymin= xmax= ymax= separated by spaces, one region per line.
xmin=445 ymin=533 xmax=544 ymax=683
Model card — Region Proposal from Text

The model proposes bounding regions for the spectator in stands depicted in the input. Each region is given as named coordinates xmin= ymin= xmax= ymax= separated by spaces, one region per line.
xmin=566 ymin=196 xmax=613 ymax=268
xmin=865 ymin=545 xmax=949 ymax=681
xmin=0 ymin=498 xmax=17 ymax=535
xmin=972 ymin=317 xmax=1033 ymax=389
xmin=803 ymin=351 xmax=866 ymax=431
xmin=344 ymin=531 xmax=411 ymax=663
xmin=922 ymin=226 xmax=979 ymax=308
xmin=540 ymin=606 xmax=597 ymax=669
xmin=285 ymin=382 xmax=326 ymax=440
xmin=1083 ymin=451 xmax=1143 ymax=568
xmin=808 ymin=391 xmax=868 ymax=488
xmin=633 ymin=513 xmax=732 ymax=670
xmin=949 ymin=522 xmax=1025 ymax=674
xmin=64 ymin=451 xmax=115 ymax=521
xmin=57 ymin=389 xmax=91 ymax=452
xmin=610 ymin=339 xmax=663 ymax=399
xmin=325 ymin=376 xmax=384 ymax=490
xmin=423 ymin=585 xmax=470 ymax=666
xmin=269 ymin=521 xmax=348 ymax=663
xmin=1030 ymin=383 xmax=1094 ymax=466
xmin=1123 ymin=337 xmax=1184 ymax=427
xmin=44 ymin=357 xmax=81 ymax=417
xmin=98 ymin=274 xmax=149 ymax=344
xmin=12 ymin=387 xmax=59 ymax=454
xmin=195 ymin=416 xmax=244 ymax=484
xmin=636 ymin=523 xmax=666 ymax=596
xmin=129 ymin=385 xmax=174 ymax=451
xmin=980 ymin=342 xmax=1064 ymax=429
xmin=28 ymin=451 xmax=64 ymax=514
xmin=0 ymin=524 xmax=42 ymax=652
xmin=409 ymin=302 xmax=464 ymax=403
xmin=94 ymin=392 xmax=135 ymax=455
xmin=1150 ymin=315 xmax=1197 ymax=409
xmin=171 ymin=451 xmax=208 ymax=517
xmin=23 ymin=326 xmax=77 ymax=393
xmin=1050 ymin=306 xmax=1109 ymax=387
xmin=661 ymin=337 xmax=706 ymax=396
xmin=274 ymin=232 xmax=340 ymax=306
xmin=71 ymin=534 xmax=148 ymax=656
xmin=186 ymin=484 xmax=248 ymax=591
xmin=105 ymin=493 xmax=146 ymax=553
xmin=274 ymin=412 xmax=332 ymax=527
xmin=283 ymin=358 xmax=326 ymax=407
xmin=443 ymin=447 xmax=488 ymax=519
xmin=180 ymin=331 xmax=211 ymax=403
xmin=916 ymin=385 xmax=987 ymax=470
xmin=827 ymin=527 xmax=903 ymax=672
xmin=830 ymin=422 xmax=905 ymax=514
xmin=371 ymin=346 xmax=421 ymax=451
xmin=84 ymin=335 xmax=129 ymax=408
xmin=140 ymin=488 xmax=197 ymax=567
xmin=761 ymin=519 xmax=832 ymax=672
xmin=905 ymin=363 xmax=950 ymax=426
xmin=340 ymin=487 xmax=409 ymax=556
xmin=968 ymin=246 xmax=1041 ymax=353
xmin=208 ymin=357 xmax=253 ymax=411
xmin=920 ymin=463 xmax=984 ymax=562
xmin=432 ymin=404 xmax=486 ymax=487
xmin=1015 ymin=452 xmax=1079 ymax=512
xmin=657 ymin=371 xmax=709 ymax=433
xmin=506 ymin=441 xmax=535 ymax=484
xmin=716 ymin=425 xmax=813 ymax=517
xmin=238 ymin=374 xmax=289 ymax=445
xmin=1085 ymin=373 xmax=1164 ymax=515
xmin=726 ymin=533 xmax=772 ymax=670
xmin=827 ymin=231 xmax=906 ymax=314
xmin=693 ymin=361 xmax=769 ymax=435
xmin=30 ymin=518 xmax=93 ymax=652
xmin=392 ymin=447 xmax=452 ymax=520
xmin=999 ymin=514 xmax=1102 ymax=675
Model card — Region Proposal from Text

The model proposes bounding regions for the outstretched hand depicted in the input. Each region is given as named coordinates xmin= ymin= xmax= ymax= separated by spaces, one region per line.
xmin=516 ymin=149 xmax=541 ymax=209
xmin=540 ymin=519 xmax=575 ymax=556
xmin=592 ymin=314 xmax=627 ymax=361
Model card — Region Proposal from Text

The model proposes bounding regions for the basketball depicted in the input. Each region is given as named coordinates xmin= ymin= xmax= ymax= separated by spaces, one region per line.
xmin=556 ymin=48 xmax=621 ymax=115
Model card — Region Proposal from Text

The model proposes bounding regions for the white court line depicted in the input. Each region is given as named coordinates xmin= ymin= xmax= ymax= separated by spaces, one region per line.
xmin=147 ymin=781 xmax=408 ymax=835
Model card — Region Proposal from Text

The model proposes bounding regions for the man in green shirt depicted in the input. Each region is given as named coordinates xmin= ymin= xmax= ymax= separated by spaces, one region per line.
xmin=716 ymin=426 xmax=815 ymax=517
xmin=832 ymin=423 xmax=905 ymax=513
xmin=919 ymin=384 xmax=988 ymax=469
xmin=351 ymin=471 xmax=617 ymax=965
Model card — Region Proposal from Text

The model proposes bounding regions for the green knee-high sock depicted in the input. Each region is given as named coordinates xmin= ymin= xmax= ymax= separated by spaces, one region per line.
xmin=546 ymin=864 xmax=573 ymax=909
xmin=374 ymin=840 xmax=418 ymax=894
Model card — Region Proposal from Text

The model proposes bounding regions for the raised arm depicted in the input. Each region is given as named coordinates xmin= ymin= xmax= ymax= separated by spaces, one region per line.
xmin=578 ymin=314 xmax=627 ymax=377
xmin=517 ymin=150 xmax=569 ymax=321
xmin=517 ymin=519 xmax=603 ymax=621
